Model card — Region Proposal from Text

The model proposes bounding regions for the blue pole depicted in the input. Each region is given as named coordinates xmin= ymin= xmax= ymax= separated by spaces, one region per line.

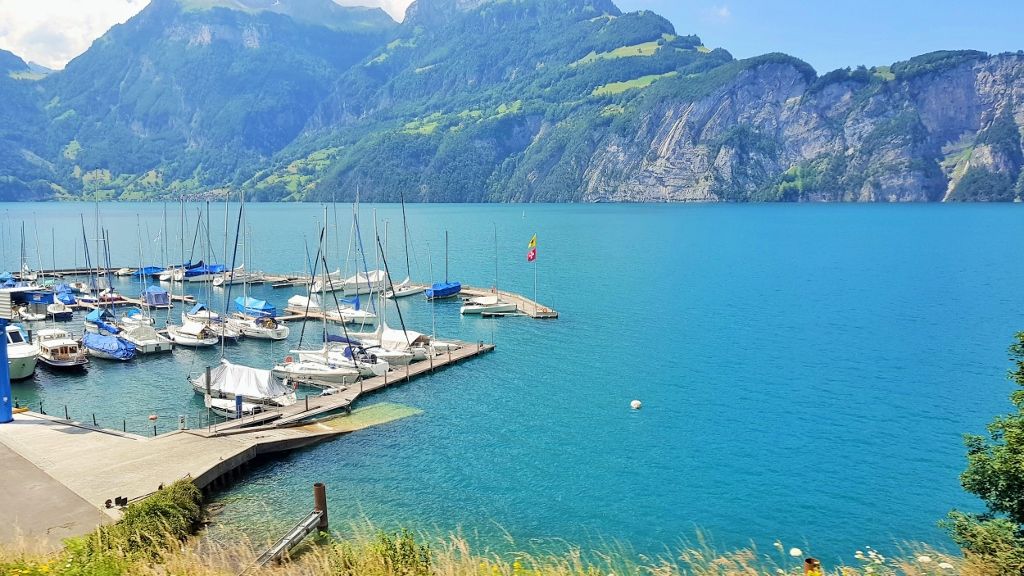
xmin=0 ymin=318 xmax=11 ymax=423
xmin=234 ymin=394 xmax=242 ymax=420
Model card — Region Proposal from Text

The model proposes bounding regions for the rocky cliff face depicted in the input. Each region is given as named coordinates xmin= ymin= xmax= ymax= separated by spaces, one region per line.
xmin=581 ymin=52 xmax=1024 ymax=202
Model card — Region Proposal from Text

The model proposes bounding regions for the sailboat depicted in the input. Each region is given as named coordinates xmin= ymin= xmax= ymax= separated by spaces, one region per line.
xmin=190 ymin=359 xmax=296 ymax=408
xmin=82 ymin=309 xmax=136 ymax=361
xmin=386 ymin=191 xmax=425 ymax=298
xmin=461 ymin=227 xmax=517 ymax=315
xmin=166 ymin=320 xmax=219 ymax=347
xmin=425 ymin=231 xmax=461 ymax=300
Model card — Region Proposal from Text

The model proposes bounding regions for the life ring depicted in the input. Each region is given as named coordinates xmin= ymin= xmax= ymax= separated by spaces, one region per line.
xmin=284 ymin=355 xmax=293 ymax=364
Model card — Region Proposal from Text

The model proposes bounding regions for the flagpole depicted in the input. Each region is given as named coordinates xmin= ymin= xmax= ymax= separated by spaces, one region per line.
xmin=533 ymin=255 xmax=538 ymax=315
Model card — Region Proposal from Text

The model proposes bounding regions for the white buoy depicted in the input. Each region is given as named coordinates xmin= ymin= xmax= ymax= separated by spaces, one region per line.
xmin=630 ymin=399 xmax=642 ymax=410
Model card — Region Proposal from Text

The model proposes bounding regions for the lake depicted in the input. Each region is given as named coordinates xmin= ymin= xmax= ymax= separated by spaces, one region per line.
xmin=3 ymin=201 xmax=1019 ymax=564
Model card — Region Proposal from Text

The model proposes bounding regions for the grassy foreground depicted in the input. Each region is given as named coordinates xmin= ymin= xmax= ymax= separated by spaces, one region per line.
xmin=0 ymin=479 xmax=992 ymax=576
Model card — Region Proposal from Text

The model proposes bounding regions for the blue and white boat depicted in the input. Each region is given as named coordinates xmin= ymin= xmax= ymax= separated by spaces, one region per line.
xmin=184 ymin=263 xmax=227 ymax=283
xmin=425 ymin=231 xmax=461 ymax=300
xmin=133 ymin=266 xmax=164 ymax=278
xmin=234 ymin=296 xmax=276 ymax=318
xmin=84 ymin=308 xmax=120 ymax=335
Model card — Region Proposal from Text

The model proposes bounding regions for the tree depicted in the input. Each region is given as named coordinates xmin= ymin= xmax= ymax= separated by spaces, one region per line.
xmin=946 ymin=332 xmax=1024 ymax=573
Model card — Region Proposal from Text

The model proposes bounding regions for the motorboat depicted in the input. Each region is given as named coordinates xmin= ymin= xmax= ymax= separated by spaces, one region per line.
xmin=46 ymin=301 xmax=74 ymax=321
xmin=33 ymin=328 xmax=88 ymax=370
xmin=113 ymin=267 xmax=134 ymax=277
xmin=119 ymin=324 xmax=173 ymax=354
xmin=166 ymin=321 xmax=219 ymax=347
xmin=6 ymin=325 xmax=39 ymax=379
xmin=15 ymin=305 xmax=46 ymax=322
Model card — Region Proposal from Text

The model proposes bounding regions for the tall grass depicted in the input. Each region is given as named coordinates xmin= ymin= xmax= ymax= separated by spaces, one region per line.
xmin=0 ymin=480 xmax=987 ymax=576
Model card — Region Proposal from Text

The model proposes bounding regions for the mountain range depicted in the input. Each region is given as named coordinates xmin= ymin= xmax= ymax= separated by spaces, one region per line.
xmin=1 ymin=0 xmax=1023 ymax=202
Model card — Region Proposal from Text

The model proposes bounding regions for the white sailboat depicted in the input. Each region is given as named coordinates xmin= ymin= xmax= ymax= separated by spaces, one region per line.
xmin=166 ymin=320 xmax=219 ymax=347
xmin=461 ymin=227 xmax=516 ymax=315
xmin=190 ymin=359 xmax=296 ymax=407
xmin=386 ymin=191 xmax=425 ymax=299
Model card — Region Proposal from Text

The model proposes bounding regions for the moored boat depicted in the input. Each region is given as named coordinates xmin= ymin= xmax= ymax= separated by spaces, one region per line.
xmin=460 ymin=294 xmax=517 ymax=315
xmin=82 ymin=332 xmax=136 ymax=361
xmin=6 ymin=325 xmax=39 ymax=380
xmin=33 ymin=328 xmax=88 ymax=370
xmin=190 ymin=359 xmax=296 ymax=407
xmin=166 ymin=321 xmax=219 ymax=347
xmin=119 ymin=324 xmax=173 ymax=354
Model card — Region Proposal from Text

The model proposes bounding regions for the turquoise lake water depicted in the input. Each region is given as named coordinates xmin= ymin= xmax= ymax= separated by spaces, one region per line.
xmin=3 ymin=202 xmax=1021 ymax=564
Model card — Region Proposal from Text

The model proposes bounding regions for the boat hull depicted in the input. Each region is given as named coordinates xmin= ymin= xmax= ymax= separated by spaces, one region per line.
xmin=38 ymin=357 xmax=88 ymax=370
xmin=8 ymin=355 xmax=37 ymax=380
xmin=460 ymin=302 xmax=518 ymax=315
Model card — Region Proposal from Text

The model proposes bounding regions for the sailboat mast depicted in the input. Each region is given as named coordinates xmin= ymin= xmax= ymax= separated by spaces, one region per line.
xmin=444 ymin=230 xmax=448 ymax=283
xmin=400 ymin=191 xmax=411 ymax=280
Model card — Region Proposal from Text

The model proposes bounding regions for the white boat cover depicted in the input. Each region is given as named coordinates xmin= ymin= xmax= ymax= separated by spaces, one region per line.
xmin=200 ymin=360 xmax=293 ymax=400
xmin=178 ymin=320 xmax=211 ymax=337
xmin=123 ymin=324 xmax=162 ymax=342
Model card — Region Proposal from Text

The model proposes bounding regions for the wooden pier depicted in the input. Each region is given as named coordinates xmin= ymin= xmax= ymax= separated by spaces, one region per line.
xmin=206 ymin=341 xmax=494 ymax=434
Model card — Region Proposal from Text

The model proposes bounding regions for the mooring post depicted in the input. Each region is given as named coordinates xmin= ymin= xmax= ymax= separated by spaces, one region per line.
xmin=313 ymin=483 xmax=328 ymax=531
xmin=64 ymin=405 xmax=69 ymax=420
xmin=123 ymin=419 xmax=126 ymax=432
xmin=305 ymin=395 xmax=309 ymax=412
xmin=153 ymin=424 xmax=157 ymax=437
xmin=803 ymin=558 xmax=823 ymax=576
xmin=205 ymin=366 xmax=212 ymax=396
xmin=92 ymin=413 xmax=97 ymax=426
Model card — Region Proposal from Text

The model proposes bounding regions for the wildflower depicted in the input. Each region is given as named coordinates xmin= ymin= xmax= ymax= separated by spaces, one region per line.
xmin=917 ymin=555 xmax=932 ymax=563
xmin=938 ymin=562 xmax=954 ymax=570
xmin=789 ymin=547 xmax=803 ymax=557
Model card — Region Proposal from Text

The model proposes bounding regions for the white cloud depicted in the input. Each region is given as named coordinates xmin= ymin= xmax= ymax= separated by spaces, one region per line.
xmin=0 ymin=0 xmax=151 ymax=69
xmin=334 ymin=0 xmax=414 ymax=21
xmin=706 ymin=4 xmax=731 ymax=22
xmin=0 ymin=0 xmax=417 ymax=70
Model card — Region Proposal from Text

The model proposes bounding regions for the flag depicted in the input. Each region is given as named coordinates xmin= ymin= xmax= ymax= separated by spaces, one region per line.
xmin=526 ymin=234 xmax=537 ymax=262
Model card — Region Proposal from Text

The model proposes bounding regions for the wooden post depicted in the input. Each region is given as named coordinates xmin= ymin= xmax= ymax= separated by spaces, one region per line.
xmin=92 ymin=413 xmax=97 ymax=426
xmin=803 ymin=558 xmax=823 ymax=576
xmin=313 ymin=482 xmax=328 ymax=531
xmin=123 ymin=419 xmax=126 ymax=432
xmin=64 ymin=405 xmax=69 ymax=420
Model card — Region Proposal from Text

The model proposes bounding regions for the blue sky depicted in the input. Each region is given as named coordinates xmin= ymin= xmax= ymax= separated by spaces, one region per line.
xmin=2 ymin=0 xmax=1022 ymax=71
xmin=617 ymin=0 xmax=1024 ymax=73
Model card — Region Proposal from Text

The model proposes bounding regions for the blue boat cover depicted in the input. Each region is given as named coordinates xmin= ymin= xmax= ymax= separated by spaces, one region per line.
xmin=235 ymin=296 xmax=276 ymax=318
xmin=133 ymin=266 xmax=163 ymax=277
xmin=425 ymin=281 xmax=462 ymax=298
xmin=85 ymin=309 xmax=120 ymax=334
xmin=124 ymin=307 xmax=145 ymax=318
xmin=340 ymin=296 xmax=361 ymax=311
xmin=56 ymin=291 xmax=77 ymax=305
xmin=189 ymin=303 xmax=208 ymax=315
xmin=0 ymin=272 xmax=11 ymax=281
xmin=82 ymin=333 xmax=135 ymax=360
xmin=184 ymin=263 xmax=226 ymax=277
xmin=183 ymin=260 xmax=203 ymax=270
xmin=143 ymin=285 xmax=170 ymax=306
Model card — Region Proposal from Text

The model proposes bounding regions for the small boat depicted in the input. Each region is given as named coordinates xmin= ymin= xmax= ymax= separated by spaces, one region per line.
xmin=385 ymin=277 xmax=425 ymax=299
xmin=120 ymin=307 xmax=155 ymax=327
xmin=460 ymin=294 xmax=517 ymax=315
xmin=229 ymin=315 xmax=289 ymax=340
xmin=166 ymin=321 xmax=219 ymax=347
xmin=190 ymin=359 xmax=296 ymax=407
xmin=53 ymin=284 xmax=77 ymax=306
xmin=204 ymin=394 xmax=264 ymax=419
xmin=286 ymin=294 xmax=376 ymax=325
xmin=113 ymin=267 xmax=134 ymax=277
xmin=33 ymin=328 xmax=88 ymax=370
xmin=234 ymin=296 xmax=276 ymax=318
xmin=425 ymin=281 xmax=462 ymax=300
xmin=6 ymin=325 xmax=39 ymax=379
xmin=68 ymin=282 xmax=90 ymax=294
xmin=46 ymin=301 xmax=74 ymax=321
xmin=271 ymin=355 xmax=360 ymax=386
xmin=82 ymin=332 xmax=136 ymax=361
xmin=425 ymin=231 xmax=461 ymax=300
xmin=84 ymin=308 xmax=120 ymax=335
xmin=207 ymin=320 xmax=243 ymax=343
xmin=15 ymin=305 xmax=46 ymax=322
xmin=296 ymin=344 xmax=390 ymax=378
xmin=182 ymin=302 xmax=219 ymax=324
xmin=184 ymin=263 xmax=227 ymax=283
xmin=119 ymin=324 xmax=173 ymax=354
xmin=132 ymin=266 xmax=164 ymax=278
